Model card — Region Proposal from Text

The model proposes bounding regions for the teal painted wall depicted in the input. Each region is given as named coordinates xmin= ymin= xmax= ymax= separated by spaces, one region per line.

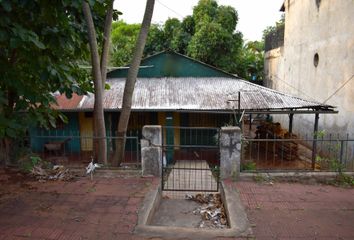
xmin=107 ymin=52 xmax=235 ymax=78
xmin=30 ymin=113 xmax=81 ymax=153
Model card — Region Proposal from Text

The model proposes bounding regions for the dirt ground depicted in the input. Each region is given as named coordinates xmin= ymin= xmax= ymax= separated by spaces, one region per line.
xmin=0 ymin=167 xmax=353 ymax=240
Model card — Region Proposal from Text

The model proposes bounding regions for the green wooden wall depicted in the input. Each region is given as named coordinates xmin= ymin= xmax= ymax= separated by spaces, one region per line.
xmin=107 ymin=51 xmax=235 ymax=78
xmin=29 ymin=112 xmax=81 ymax=153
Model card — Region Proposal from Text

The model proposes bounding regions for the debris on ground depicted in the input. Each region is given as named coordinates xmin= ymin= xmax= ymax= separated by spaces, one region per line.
xmin=186 ymin=193 xmax=228 ymax=229
xmin=31 ymin=165 xmax=74 ymax=181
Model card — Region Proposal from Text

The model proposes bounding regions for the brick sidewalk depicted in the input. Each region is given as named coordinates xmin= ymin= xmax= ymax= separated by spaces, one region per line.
xmin=0 ymin=171 xmax=353 ymax=240
xmin=232 ymin=180 xmax=354 ymax=240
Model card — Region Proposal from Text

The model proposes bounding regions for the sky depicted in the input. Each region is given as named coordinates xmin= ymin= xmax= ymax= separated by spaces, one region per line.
xmin=114 ymin=0 xmax=284 ymax=41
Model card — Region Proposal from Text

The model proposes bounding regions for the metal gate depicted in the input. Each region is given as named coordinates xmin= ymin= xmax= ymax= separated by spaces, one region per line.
xmin=161 ymin=126 xmax=220 ymax=192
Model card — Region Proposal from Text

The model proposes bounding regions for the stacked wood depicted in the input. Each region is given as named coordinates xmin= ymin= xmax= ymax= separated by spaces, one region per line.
xmin=255 ymin=122 xmax=298 ymax=161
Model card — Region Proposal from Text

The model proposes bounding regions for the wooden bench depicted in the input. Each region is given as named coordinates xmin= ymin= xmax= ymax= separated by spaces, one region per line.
xmin=44 ymin=138 xmax=71 ymax=156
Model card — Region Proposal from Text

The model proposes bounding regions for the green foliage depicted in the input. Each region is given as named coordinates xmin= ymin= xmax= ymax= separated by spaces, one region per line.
xmin=235 ymin=41 xmax=265 ymax=81
xmin=314 ymin=130 xmax=344 ymax=173
xmin=313 ymin=131 xmax=353 ymax=187
xmin=262 ymin=14 xmax=285 ymax=40
xmin=111 ymin=21 xmax=140 ymax=66
xmin=144 ymin=24 xmax=166 ymax=55
xmin=334 ymin=174 xmax=354 ymax=187
xmin=163 ymin=18 xmax=181 ymax=47
xmin=211 ymin=165 xmax=220 ymax=178
xmin=241 ymin=162 xmax=257 ymax=171
xmin=0 ymin=0 xmax=111 ymax=139
xmin=216 ymin=5 xmax=238 ymax=33
xmin=109 ymin=0 xmax=263 ymax=80
xmin=188 ymin=0 xmax=242 ymax=72
xmin=192 ymin=0 xmax=219 ymax=26
xmin=19 ymin=155 xmax=43 ymax=172
xmin=170 ymin=16 xmax=195 ymax=54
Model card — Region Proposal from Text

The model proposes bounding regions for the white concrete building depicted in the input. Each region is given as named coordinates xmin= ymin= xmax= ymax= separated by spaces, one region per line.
xmin=264 ymin=0 xmax=354 ymax=138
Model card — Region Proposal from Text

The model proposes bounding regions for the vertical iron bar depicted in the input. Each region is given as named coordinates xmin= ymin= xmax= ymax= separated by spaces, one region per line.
xmin=257 ymin=141 xmax=260 ymax=168
xmin=249 ymin=114 xmax=252 ymax=132
xmin=161 ymin=130 xmax=164 ymax=191
xmin=346 ymin=133 xmax=349 ymax=169
xmin=329 ymin=133 xmax=332 ymax=164
xmin=312 ymin=113 xmax=319 ymax=170
xmin=249 ymin=140 xmax=252 ymax=166
xmin=288 ymin=113 xmax=294 ymax=136
xmin=340 ymin=140 xmax=344 ymax=165
xmin=273 ymin=138 xmax=276 ymax=168
xmin=281 ymin=138 xmax=284 ymax=169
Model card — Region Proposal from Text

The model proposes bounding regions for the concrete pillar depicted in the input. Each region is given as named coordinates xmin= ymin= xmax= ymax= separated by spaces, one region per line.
xmin=141 ymin=125 xmax=162 ymax=177
xmin=220 ymin=126 xmax=242 ymax=180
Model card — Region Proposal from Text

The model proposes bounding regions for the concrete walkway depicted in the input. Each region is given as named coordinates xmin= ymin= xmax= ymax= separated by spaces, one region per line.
xmin=163 ymin=160 xmax=218 ymax=199
xmin=0 ymin=169 xmax=353 ymax=239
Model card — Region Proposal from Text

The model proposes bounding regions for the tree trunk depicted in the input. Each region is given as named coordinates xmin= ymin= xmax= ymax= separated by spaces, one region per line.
xmin=83 ymin=1 xmax=107 ymax=165
xmin=0 ymin=138 xmax=9 ymax=166
xmin=100 ymin=0 xmax=113 ymax=85
xmin=113 ymin=0 xmax=155 ymax=167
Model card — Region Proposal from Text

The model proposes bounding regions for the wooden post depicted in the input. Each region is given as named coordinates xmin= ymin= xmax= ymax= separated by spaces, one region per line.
xmin=311 ymin=113 xmax=319 ymax=170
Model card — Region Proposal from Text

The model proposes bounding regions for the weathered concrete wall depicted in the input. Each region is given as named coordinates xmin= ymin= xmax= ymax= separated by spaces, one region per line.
xmin=264 ymin=47 xmax=284 ymax=89
xmin=141 ymin=125 xmax=243 ymax=178
xmin=141 ymin=125 xmax=162 ymax=177
xmin=220 ymin=127 xmax=241 ymax=180
xmin=264 ymin=0 xmax=354 ymax=138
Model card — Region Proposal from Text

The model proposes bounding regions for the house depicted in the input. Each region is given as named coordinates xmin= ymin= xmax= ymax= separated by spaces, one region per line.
xmin=264 ymin=0 xmax=354 ymax=138
xmin=30 ymin=50 xmax=335 ymax=165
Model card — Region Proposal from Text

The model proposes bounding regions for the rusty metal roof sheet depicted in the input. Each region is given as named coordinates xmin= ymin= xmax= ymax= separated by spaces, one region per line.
xmin=53 ymin=92 xmax=84 ymax=110
xmin=56 ymin=77 xmax=334 ymax=112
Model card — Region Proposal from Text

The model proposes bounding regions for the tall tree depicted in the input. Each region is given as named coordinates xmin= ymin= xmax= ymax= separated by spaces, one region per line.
xmin=144 ymin=24 xmax=165 ymax=55
xmin=113 ymin=0 xmax=155 ymax=166
xmin=187 ymin=0 xmax=242 ymax=73
xmin=171 ymin=16 xmax=195 ymax=54
xmin=0 ymin=0 xmax=92 ymax=164
xmin=82 ymin=0 xmax=115 ymax=165
xmin=236 ymin=41 xmax=265 ymax=81
xmin=109 ymin=0 xmax=263 ymax=80
xmin=111 ymin=21 xmax=140 ymax=67
xmin=163 ymin=18 xmax=181 ymax=48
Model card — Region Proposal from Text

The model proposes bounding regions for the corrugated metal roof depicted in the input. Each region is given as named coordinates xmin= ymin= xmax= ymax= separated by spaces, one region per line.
xmin=56 ymin=77 xmax=334 ymax=112
xmin=53 ymin=92 xmax=84 ymax=110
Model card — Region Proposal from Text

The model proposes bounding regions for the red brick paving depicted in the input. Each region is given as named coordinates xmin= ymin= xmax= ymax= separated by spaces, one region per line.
xmin=231 ymin=180 xmax=354 ymax=240
xmin=0 ymin=169 xmax=353 ymax=240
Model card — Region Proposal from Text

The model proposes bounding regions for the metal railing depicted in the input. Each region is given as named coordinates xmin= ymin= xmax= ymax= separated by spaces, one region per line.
xmin=161 ymin=126 xmax=220 ymax=192
xmin=241 ymin=136 xmax=354 ymax=172
xmin=29 ymin=134 xmax=140 ymax=166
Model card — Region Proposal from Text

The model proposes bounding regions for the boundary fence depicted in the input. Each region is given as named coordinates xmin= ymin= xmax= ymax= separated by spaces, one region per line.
xmin=29 ymin=135 xmax=140 ymax=166
xmin=241 ymin=136 xmax=354 ymax=172
xmin=161 ymin=126 xmax=220 ymax=192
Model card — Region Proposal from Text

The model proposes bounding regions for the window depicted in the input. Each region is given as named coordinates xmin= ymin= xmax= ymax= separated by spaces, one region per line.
xmin=313 ymin=53 xmax=319 ymax=67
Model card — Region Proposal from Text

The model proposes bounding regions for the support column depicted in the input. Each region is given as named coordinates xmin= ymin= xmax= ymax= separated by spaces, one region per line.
xmin=288 ymin=113 xmax=294 ymax=136
xmin=311 ymin=113 xmax=320 ymax=170
xmin=141 ymin=125 xmax=162 ymax=177
xmin=220 ymin=126 xmax=242 ymax=180
xmin=249 ymin=114 xmax=252 ymax=131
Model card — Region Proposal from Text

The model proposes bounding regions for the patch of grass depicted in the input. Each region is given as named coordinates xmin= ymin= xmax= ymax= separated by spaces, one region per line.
xmin=19 ymin=155 xmax=44 ymax=172
xmin=241 ymin=162 xmax=257 ymax=171
xmin=86 ymin=187 xmax=96 ymax=193
xmin=332 ymin=173 xmax=354 ymax=187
